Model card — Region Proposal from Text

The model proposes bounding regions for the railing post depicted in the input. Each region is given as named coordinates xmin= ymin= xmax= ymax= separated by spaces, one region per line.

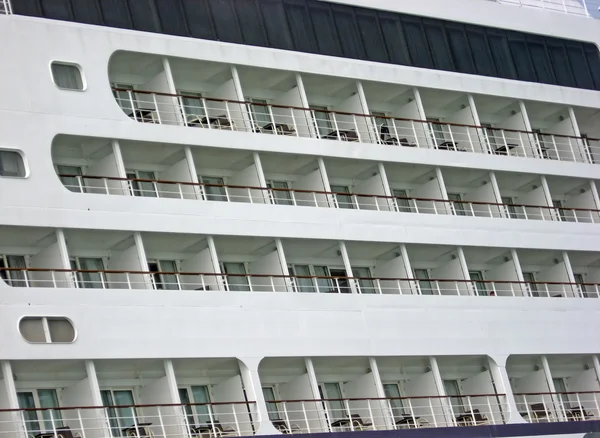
xmin=301 ymin=401 xmax=310 ymax=433
xmin=127 ymin=90 xmax=137 ymax=120
xmin=224 ymin=101 xmax=234 ymax=131
xmin=77 ymin=408 xmax=87 ymax=438
xmin=289 ymin=107 xmax=299 ymax=137
xmin=202 ymin=98 xmax=212 ymax=129
xmin=152 ymin=93 xmax=162 ymax=124
xmin=411 ymin=121 xmax=420 ymax=148
xmin=332 ymin=113 xmax=342 ymax=141
xmin=352 ymin=115 xmax=362 ymax=143
xmin=157 ymin=407 xmax=167 ymax=438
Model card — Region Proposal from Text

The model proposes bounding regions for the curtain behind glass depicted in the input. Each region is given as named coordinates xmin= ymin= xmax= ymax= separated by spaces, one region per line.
xmin=268 ymin=181 xmax=293 ymax=206
xmin=200 ymin=176 xmax=227 ymax=202
xmin=469 ymin=271 xmax=488 ymax=296
xmin=191 ymin=385 xmax=212 ymax=424
xmin=322 ymin=383 xmax=345 ymax=421
xmin=223 ymin=263 xmax=250 ymax=291
xmin=159 ymin=260 xmax=180 ymax=290
xmin=178 ymin=388 xmax=196 ymax=428
xmin=393 ymin=189 xmax=412 ymax=213
xmin=38 ymin=389 xmax=63 ymax=431
xmin=330 ymin=185 xmax=354 ymax=209
xmin=0 ymin=151 xmax=25 ymax=177
xmin=77 ymin=258 xmax=106 ymax=289
xmin=51 ymin=64 xmax=83 ymax=90
xmin=443 ymin=380 xmax=464 ymax=415
xmin=249 ymin=99 xmax=271 ymax=127
xmin=102 ymin=390 xmax=136 ymax=435
xmin=313 ymin=266 xmax=333 ymax=293
xmin=6 ymin=255 xmax=27 ymax=287
xmin=262 ymin=387 xmax=281 ymax=421
xmin=414 ymin=269 xmax=434 ymax=295
xmin=311 ymin=107 xmax=332 ymax=136
xmin=290 ymin=265 xmax=315 ymax=293
xmin=17 ymin=392 xmax=40 ymax=434
xmin=383 ymin=384 xmax=405 ymax=421
xmin=353 ymin=267 xmax=376 ymax=294
xmin=182 ymin=94 xmax=205 ymax=121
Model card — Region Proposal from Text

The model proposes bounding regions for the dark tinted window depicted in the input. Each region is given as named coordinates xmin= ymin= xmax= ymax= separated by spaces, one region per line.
xmin=39 ymin=0 xmax=72 ymax=21
xmin=13 ymin=0 xmax=600 ymax=91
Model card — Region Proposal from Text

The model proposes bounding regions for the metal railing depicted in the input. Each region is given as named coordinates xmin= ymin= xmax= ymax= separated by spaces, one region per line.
xmin=0 ymin=0 xmax=12 ymax=14
xmin=514 ymin=391 xmax=600 ymax=423
xmin=57 ymin=174 xmax=600 ymax=224
xmin=0 ymin=400 xmax=257 ymax=438
xmin=111 ymin=88 xmax=600 ymax=165
xmin=2 ymin=267 xmax=599 ymax=298
xmin=494 ymin=0 xmax=590 ymax=16
xmin=266 ymin=394 xmax=508 ymax=433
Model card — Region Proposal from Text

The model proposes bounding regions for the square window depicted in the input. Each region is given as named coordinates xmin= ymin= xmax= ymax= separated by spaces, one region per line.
xmin=0 ymin=150 xmax=26 ymax=177
xmin=51 ymin=62 xmax=84 ymax=90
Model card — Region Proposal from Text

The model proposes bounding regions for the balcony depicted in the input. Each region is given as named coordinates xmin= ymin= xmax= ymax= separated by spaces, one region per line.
xmin=508 ymin=355 xmax=600 ymax=423
xmin=0 ymin=0 xmax=11 ymax=15
xmin=108 ymin=87 xmax=599 ymax=165
xmin=493 ymin=0 xmax=592 ymax=17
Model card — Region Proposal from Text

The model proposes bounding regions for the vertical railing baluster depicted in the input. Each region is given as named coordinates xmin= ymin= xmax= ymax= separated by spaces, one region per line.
xmin=152 ymin=93 xmax=162 ymax=124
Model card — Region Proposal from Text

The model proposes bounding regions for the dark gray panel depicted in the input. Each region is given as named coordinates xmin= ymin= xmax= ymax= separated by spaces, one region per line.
xmin=98 ymin=0 xmax=132 ymax=29
xmin=445 ymin=23 xmax=475 ymax=74
xmin=465 ymin=25 xmax=496 ymax=77
xmin=401 ymin=16 xmax=433 ymax=69
xmin=127 ymin=0 xmax=159 ymax=33
xmin=259 ymin=0 xmax=293 ymax=50
xmin=154 ymin=0 xmax=188 ymax=36
xmin=423 ymin=18 xmax=454 ymax=71
xmin=547 ymin=40 xmax=576 ymax=88
xmin=209 ymin=0 xmax=243 ymax=44
xmin=507 ymin=31 xmax=537 ymax=82
xmin=583 ymin=43 xmax=600 ymax=90
xmin=331 ymin=4 xmax=365 ymax=60
xmin=235 ymin=0 xmax=268 ymax=47
xmin=180 ymin=0 xmax=215 ymax=40
xmin=355 ymin=9 xmax=388 ymax=64
xmin=70 ymin=0 xmax=102 ymax=25
xmin=307 ymin=0 xmax=342 ymax=57
xmin=378 ymin=12 xmax=411 ymax=66
xmin=283 ymin=0 xmax=317 ymax=53
xmin=565 ymin=41 xmax=594 ymax=89
xmin=487 ymin=29 xmax=517 ymax=80
xmin=39 ymin=0 xmax=71 ymax=21
xmin=527 ymin=35 xmax=556 ymax=85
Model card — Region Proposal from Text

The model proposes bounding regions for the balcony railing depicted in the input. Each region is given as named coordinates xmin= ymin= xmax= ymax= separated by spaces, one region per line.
xmin=2 ymin=267 xmax=599 ymax=298
xmin=494 ymin=0 xmax=591 ymax=17
xmin=266 ymin=394 xmax=508 ymax=433
xmin=111 ymin=88 xmax=600 ymax=165
xmin=57 ymin=174 xmax=600 ymax=224
xmin=1 ymin=400 xmax=257 ymax=438
xmin=0 ymin=0 xmax=12 ymax=14
xmin=514 ymin=391 xmax=600 ymax=423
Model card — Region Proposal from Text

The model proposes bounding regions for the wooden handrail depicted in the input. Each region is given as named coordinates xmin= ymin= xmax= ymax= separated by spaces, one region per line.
xmin=1 ymin=266 xmax=598 ymax=286
xmin=0 ymin=399 xmax=255 ymax=413
xmin=514 ymin=390 xmax=600 ymax=396
xmin=57 ymin=174 xmax=600 ymax=214
xmin=111 ymin=87 xmax=600 ymax=142
xmin=265 ymin=393 xmax=506 ymax=403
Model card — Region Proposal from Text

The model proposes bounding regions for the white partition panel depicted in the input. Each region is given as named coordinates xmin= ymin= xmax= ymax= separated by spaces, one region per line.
xmin=516 ymin=184 xmax=552 ymax=220
xmin=212 ymin=375 xmax=253 ymax=437
xmin=248 ymin=249 xmax=287 ymax=292
xmin=537 ymin=260 xmax=575 ymax=297
xmin=87 ymin=142 xmax=127 ymax=195
xmin=460 ymin=370 xmax=504 ymax=424
xmin=62 ymin=376 xmax=109 ymax=438
xmin=158 ymin=157 xmax=197 ymax=200
xmin=465 ymin=178 xmax=502 ymax=218
xmin=403 ymin=371 xmax=444 ymax=427
xmin=106 ymin=241 xmax=147 ymax=290
xmin=278 ymin=373 xmax=323 ymax=433
xmin=294 ymin=168 xmax=329 ymax=208
xmin=353 ymin=172 xmax=389 ymax=211
xmin=228 ymin=162 xmax=266 ymax=204
xmin=373 ymin=252 xmax=411 ymax=295
xmin=343 ymin=373 xmax=387 ymax=429
xmin=29 ymin=234 xmax=71 ymax=288
xmin=137 ymin=373 xmax=182 ymax=438
xmin=179 ymin=246 xmax=221 ymax=291
xmin=486 ymin=258 xmax=525 ymax=297
xmin=431 ymin=257 xmax=469 ymax=296
xmin=411 ymin=176 xmax=447 ymax=215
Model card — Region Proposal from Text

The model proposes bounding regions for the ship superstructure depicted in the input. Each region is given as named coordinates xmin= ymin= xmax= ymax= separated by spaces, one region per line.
xmin=0 ymin=1 xmax=600 ymax=437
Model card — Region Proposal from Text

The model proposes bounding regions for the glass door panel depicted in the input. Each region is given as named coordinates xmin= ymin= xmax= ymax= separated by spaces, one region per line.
xmin=353 ymin=267 xmax=376 ymax=294
xmin=469 ymin=271 xmax=488 ymax=296
xmin=330 ymin=185 xmax=354 ymax=209
xmin=290 ymin=265 xmax=316 ymax=293
xmin=268 ymin=181 xmax=293 ymax=206
xmin=321 ymin=383 xmax=345 ymax=422
xmin=414 ymin=269 xmax=434 ymax=295
xmin=17 ymin=392 xmax=41 ymax=435
xmin=200 ymin=176 xmax=227 ymax=202
xmin=383 ymin=383 xmax=405 ymax=421
xmin=222 ymin=263 xmax=251 ymax=291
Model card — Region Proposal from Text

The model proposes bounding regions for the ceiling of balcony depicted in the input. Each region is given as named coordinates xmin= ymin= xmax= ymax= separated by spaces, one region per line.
xmin=0 ymin=226 xmax=56 ymax=248
xmin=11 ymin=360 xmax=88 ymax=381
xmin=237 ymin=65 xmax=297 ymax=93
xmin=109 ymin=52 xmax=165 ymax=84
xmin=64 ymin=229 xmax=136 ymax=252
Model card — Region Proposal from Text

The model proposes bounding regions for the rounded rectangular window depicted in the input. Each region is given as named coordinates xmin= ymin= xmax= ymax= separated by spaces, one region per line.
xmin=51 ymin=62 xmax=84 ymax=90
xmin=19 ymin=317 xmax=76 ymax=343
xmin=0 ymin=150 xmax=26 ymax=177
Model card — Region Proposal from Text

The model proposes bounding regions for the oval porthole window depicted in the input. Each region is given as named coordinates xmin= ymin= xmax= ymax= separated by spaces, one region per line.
xmin=19 ymin=317 xmax=75 ymax=343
